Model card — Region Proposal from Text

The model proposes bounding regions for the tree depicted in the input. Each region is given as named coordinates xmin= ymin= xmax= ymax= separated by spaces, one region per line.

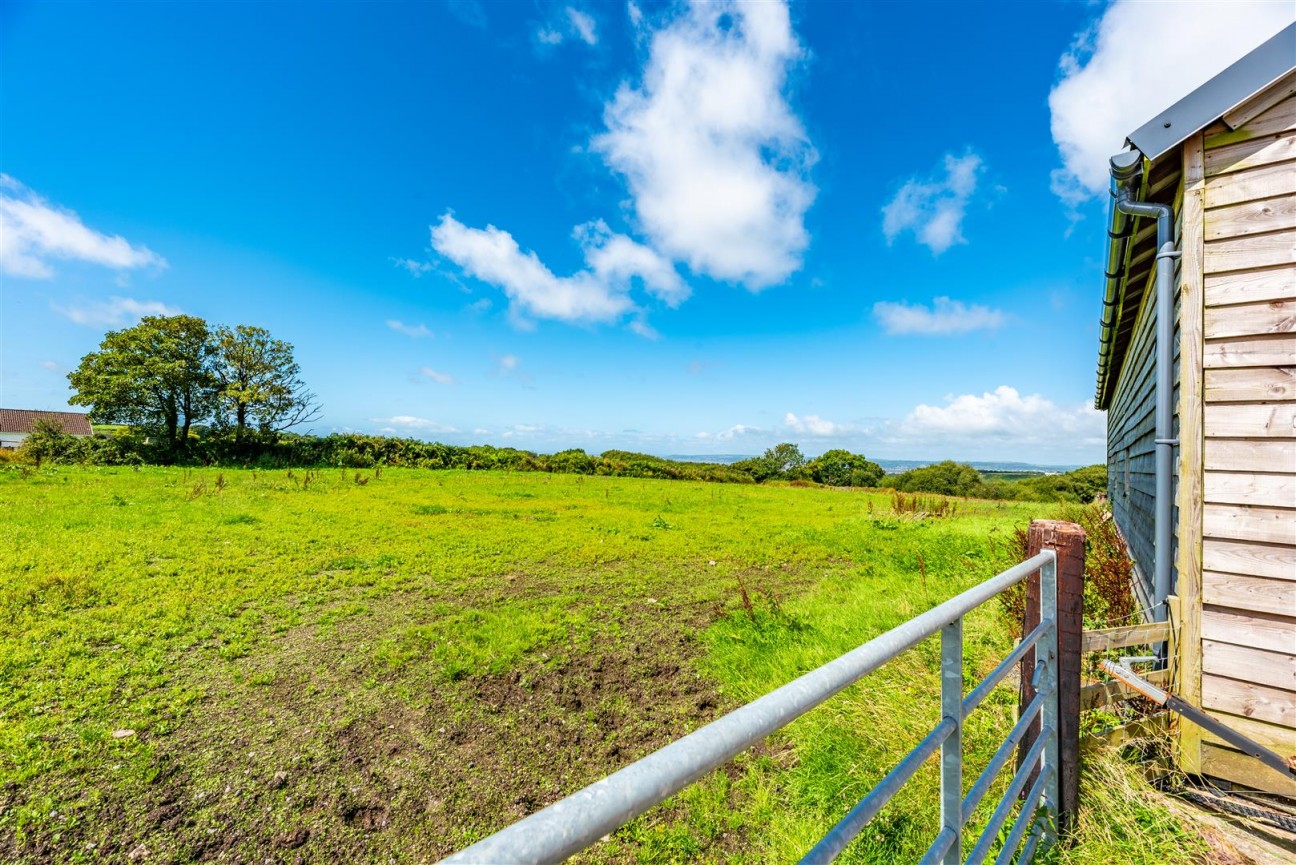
xmin=213 ymin=325 xmax=320 ymax=436
xmin=891 ymin=461 xmax=984 ymax=497
xmin=735 ymin=442 xmax=806 ymax=482
xmin=68 ymin=315 xmax=218 ymax=453
xmin=807 ymin=449 xmax=885 ymax=487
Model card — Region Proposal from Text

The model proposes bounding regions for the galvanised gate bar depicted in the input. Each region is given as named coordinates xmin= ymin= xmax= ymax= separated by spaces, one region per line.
xmin=440 ymin=548 xmax=1066 ymax=865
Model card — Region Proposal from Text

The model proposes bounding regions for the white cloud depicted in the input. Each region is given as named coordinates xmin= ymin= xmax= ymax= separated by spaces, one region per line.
xmin=52 ymin=296 xmax=180 ymax=327
xmin=373 ymin=415 xmax=459 ymax=434
xmin=387 ymin=319 xmax=433 ymax=338
xmin=1049 ymin=1 xmax=1293 ymax=204
xmin=594 ymin=1 xmax=815 ymax=288
xmin=566 ymin=7 xmax=597 ymax=45
xmin=537 ymin=27 xmax=564 ymax=45
xmin=419 ymin=366 xmax=454 ymax=385
xmin=784 ymin=412 xmax=846 ymax=436
xmin=392 ymin=257 xmax=434 ymax=277
xmin=882 ymin=152 xmax=982 ymax=255
xmin=40 ymin=360 xmax=60 ymax=372
xmin=714 ymin=423 xmax=761 ymax=441
xmin=497 ymin=353 xmax=520 ymax=373
xmin=899 ymin=386 xmax=1104 ymax=448
xmin=431 ymin=214 xmax=683 ymax=324
xmin=626 ymin=1 xmax=642 ymax=28
xmin=873 ymin=296 xmax=1006 ymax=336
xmin=0 ymin=175 xmax=166 ymax=278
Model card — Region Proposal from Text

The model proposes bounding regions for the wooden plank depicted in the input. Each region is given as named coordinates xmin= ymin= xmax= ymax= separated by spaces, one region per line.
xmin=1204 ymin=366 xmax=1296 ymax=402
xmin=1204 ymin=402 xmax=1296 ymax=437
xmin=1081 ymin=621 xmax=1171 ymax=653
xmin=1201 ymin=741 xmax=1296 ymax=795
xmin=1205 ymin=195 xmax=1296 ymax=240
xmin=1202 ymin=605 xmax=1296 ymax=654
xmin=1080 ymin=669 xmax=1170 ymax=712
xmin=1178 ymin=130 xmax=1207 ymax=780
xmin=1206 ymin=95 xmax=1296 ymax=149
xmin=1204 ymin=131 xmax=1296 ymax=178
xmin=1223 ymin=70 xmax=1296 ymax=131
xmin=1204 ymin=162 xmax=1296 ymax=209
xmin=1204 ymin=299 xmax=1296 ymax=339
xmin=1199 ymin=709 xmax=1296 ymax=757
xmin=1205 ymin=438 xmax=1296 ymax=471
xmin=1202 ymin=674 xmax=1294 ymax=727
xmin=1201 ymin=639 xmax=1296 ymax=692
xmin=1083 ymin=713 xmax=1170 ymax=750
xmin=1203 ymin=538 xmax=1296 ymax=582
xmin=1205 ymin=264 xmax=1296 ymax=307
xmin=1204 ymin=570 xmax=1296 ymax=616
xmin=1204 ymin=229 xmax=1296 ymax=273
xmin=1204 ymin=335 xmax=1296 ymax=369
xmin=1203 ymin=505 xmax=1296 ymax=546
xmin=1204 ymin=470 xmax=1296 ymax=507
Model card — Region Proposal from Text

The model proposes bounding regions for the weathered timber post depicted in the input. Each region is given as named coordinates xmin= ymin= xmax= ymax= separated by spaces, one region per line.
xmin=1018 ymin=519 xmax=1084 ymax=837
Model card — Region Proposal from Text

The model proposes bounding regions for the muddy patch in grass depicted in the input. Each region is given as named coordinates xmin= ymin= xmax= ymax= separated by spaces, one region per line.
xmin=2 ymin=590 xmax=751 ymax=863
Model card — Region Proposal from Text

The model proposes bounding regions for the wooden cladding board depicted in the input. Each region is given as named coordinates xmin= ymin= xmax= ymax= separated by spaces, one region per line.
xmin=1201 ymin=709 xmax=1296 ymax=756
xmin=1203 ymin=538 xmax=1296 ymax=581
xmin=1203 ymin=505 xmax=1296 ymax=545
xmin=1204 ymin=366 xmax=1296 ymax=402
xmin=1202 ymin=673 xmax=1293 ymax=727
xmin=1203 ymin=161 xmax=1296 ymax=209
xmin=1204 ymin=264 xmax=1296 ymax=306
xmin=1203 ymin=438 xmax=1296 ymax=471
xmin=1204 ymin=402 xmax=1296 ymax=436
xmin=1203 ymin=228 xmax=1296 ymax=273
xmin=1203 ymin=195 xmax=1296 ymax=240
xmin=1201 ymin=742 xmax=1296 ymax=796
xmin=1202 ymin=569 xmax=1295 ymax=617
xmin=1205 ymin=94 xmax=1296 ymax=148
xmin=1204 ymin=132 xmax=1296 ymax=177
xmin=1204 ymin=335 xmax=1296 ymax=369
xmin=1202 ymin=605 xmax=1296 ymax=654
xmin=1201 ymin=639 xmax=1296 ymax=692
xmin=1203 ymin=471 xmax=1296 ymax=507
xmin=1203 ymin=299 xmax=1296 ymax=338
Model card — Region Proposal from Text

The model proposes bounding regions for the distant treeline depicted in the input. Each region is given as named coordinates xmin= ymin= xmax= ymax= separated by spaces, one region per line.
xmin=9 ymin=424 xmax=1107 ymax=503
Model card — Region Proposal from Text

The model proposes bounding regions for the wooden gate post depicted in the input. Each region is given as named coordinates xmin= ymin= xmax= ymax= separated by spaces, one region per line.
xmin=1018 ymin=519 xmax=1085 ymax=837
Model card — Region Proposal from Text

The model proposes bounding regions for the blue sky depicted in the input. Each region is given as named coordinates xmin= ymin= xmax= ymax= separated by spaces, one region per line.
xmin=2 ymin=1 xmax=1291 ymax=463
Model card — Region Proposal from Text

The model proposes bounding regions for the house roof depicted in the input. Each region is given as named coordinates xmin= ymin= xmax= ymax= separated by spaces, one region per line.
xmin=1127 ymin=23 xmax=1296 ymax=162
xmin=0 ymin=409 xmax=94 ymax=436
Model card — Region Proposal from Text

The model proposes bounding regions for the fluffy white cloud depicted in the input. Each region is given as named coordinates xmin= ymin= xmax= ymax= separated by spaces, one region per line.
xmin=374 ymin=415 xmax=459 ymax=434
xmin=882 ymin=152 xmax=982 ymax=255
xmin=1049 ymin=1 xmax=1293 ymax=203
xmin=784 ymin=411 xmax=845 ymax=436
xmin=387 ymin=319 xmax=433 ymax=338
xmin=419 ymin=367 xmax=454 ymax=385
xmin=899 ymin=386 xmax=1104 ymax=448
xmin=497 ymin=353 xmax=520 ymax=373
xmin=873 ymin=296 xmax=1006 ymax=336
xmin=594 ymin=0 xmax=815 ymax=288
xmin=566 ymin=7 xmax=597 ymax=45
xmin=52 ymin=296 xmax=180 ymax=327
xmin=431 ymin=214 xmax=683 ymax=324
xmin=0 ymin=175 xmax=165 ymax=278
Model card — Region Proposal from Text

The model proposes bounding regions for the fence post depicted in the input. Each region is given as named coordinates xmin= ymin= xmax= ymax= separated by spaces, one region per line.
xmin=1018 ymin=519 xmax=1085 ymax=837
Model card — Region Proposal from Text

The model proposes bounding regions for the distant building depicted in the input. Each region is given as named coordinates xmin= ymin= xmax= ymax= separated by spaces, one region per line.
xmin=0 ymin=409 xmax=94 ymax=449
xmin=1094 ymin=24 xmax=1294 ymax=795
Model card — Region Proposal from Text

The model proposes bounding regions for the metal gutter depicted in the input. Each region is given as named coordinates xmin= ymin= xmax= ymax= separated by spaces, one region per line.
xmin=1094 ymin=151 xmax=1142 ymax=410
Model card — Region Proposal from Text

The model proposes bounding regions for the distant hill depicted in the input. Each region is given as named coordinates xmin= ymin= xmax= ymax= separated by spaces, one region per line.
xmin=665 ymin=454 xmax=1083 ymax=474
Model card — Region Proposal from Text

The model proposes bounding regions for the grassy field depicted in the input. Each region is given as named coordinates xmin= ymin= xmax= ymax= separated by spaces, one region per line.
xmin=0 ymin=467 xmax=1203 ymax=863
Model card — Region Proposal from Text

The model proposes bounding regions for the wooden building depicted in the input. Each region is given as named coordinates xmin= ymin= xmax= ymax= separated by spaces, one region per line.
xmin=1096 ymin=25 xmax=1295 ymax=794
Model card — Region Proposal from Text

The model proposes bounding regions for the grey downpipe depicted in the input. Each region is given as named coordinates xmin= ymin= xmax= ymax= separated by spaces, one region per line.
xmin=1109 ymin=151 xmax=1178 ymax=626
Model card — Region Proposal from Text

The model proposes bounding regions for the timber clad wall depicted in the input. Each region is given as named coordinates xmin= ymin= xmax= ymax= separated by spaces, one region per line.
xmin=1106 ymin=186 xmax=1184 ymax=611
xmin=1194 ymin=90 xmax=1296 ymax=789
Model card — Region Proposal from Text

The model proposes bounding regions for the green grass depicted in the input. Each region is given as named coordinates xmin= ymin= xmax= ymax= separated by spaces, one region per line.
xmin=0 ymin=467 xmax=1203 ymax=863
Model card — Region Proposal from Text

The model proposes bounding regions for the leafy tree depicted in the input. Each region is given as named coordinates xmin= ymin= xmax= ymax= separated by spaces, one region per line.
xmin=17 ymin=418 xmax=76 ymax=466
xmin=892 ymin=460 xmax=984 ymax=497
xmin=734 ymin=442 xmax=806 ymax=482
xmin=807 ymin=449 xmax=885 ymax=487
xmin=68 ymin=315 xmax=219 ymax=453
xmin=213 ymin=325 xmax=320 ymax=436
